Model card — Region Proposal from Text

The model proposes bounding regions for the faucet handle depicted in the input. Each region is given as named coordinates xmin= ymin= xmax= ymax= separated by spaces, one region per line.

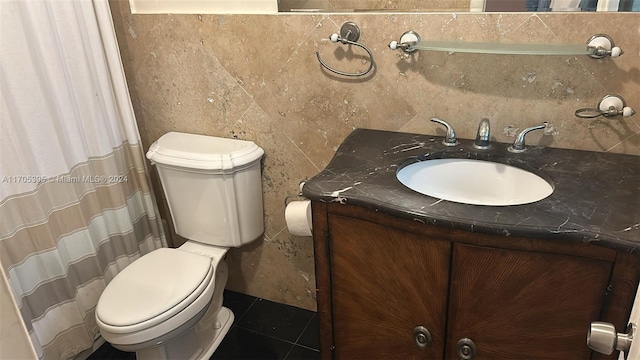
xmin=430 ymin=118 xmax=458 ymax=146
xmin=508 ymin=122 xmax=548 ymax=153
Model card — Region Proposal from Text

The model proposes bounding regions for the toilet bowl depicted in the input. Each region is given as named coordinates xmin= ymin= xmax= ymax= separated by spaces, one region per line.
xmin=95 ymin=132 xmax=264 ymax=359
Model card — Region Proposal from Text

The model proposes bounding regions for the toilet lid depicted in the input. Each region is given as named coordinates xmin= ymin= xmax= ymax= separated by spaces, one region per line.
xmin=97 ymin=248 xmax=212 ymax=327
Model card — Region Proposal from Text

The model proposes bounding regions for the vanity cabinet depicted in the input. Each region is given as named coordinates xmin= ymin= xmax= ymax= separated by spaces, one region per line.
xmin=328 ymin=213 xmax=450 ymax=359
xmin=312 ymin=203 xmax=640 ymax=360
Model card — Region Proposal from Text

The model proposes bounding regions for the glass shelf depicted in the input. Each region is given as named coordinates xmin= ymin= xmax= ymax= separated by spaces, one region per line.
xmin=410 ymin=40 xmax=592 ymax=56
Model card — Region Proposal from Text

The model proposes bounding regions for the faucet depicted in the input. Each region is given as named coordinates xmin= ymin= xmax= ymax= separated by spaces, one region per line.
xmin=474 ymin=118 xmax=491 ymax=149
xmin=508 ymin=122 xmax=548 ymax=153
xmin=430 ymin=118 xmax=458 ymax=146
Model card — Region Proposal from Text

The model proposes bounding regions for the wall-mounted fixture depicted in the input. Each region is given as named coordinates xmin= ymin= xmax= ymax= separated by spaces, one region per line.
xmin=389 ymin=31 xmax=623 ymax=58
xmin=316 ymin=22 xmax=374 ymax=77
xmin=389 ymin=31 xmax=422 ymax=54
xmin=575 ymin=94 xmax=636 ymax=119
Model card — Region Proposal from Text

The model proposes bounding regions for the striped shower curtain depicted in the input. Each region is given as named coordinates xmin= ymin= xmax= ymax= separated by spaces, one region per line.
xmin=0 ymin=0 xmax=166 ymax=359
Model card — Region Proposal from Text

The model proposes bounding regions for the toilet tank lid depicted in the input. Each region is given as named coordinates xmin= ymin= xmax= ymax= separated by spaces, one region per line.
xmin=146 ymin=132 xmax=264 ymax=171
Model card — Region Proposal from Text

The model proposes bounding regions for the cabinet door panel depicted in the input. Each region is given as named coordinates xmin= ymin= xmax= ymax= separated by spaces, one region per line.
xmin=446 ymin=244 xmax=612 ymax=360
xmin=329 ymin=215 xmax=450 ymax=359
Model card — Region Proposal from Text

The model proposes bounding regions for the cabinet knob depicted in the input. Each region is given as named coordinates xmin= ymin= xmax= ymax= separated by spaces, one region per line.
xmin=587 ymin=321 xmax=635 ymax=359
xmin=456 ymin=338 xmax=477 ymax=360
xmin=413 ymin=326 xmax=432 ymax=349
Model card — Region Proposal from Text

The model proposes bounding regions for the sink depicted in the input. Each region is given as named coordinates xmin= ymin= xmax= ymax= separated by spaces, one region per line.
xmin=396 ymin=159 xmax=553 ymax=206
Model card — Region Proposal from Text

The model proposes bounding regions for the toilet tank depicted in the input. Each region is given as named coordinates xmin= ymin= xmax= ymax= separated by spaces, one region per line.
xmin=146 ymin=132 xmax=264 ymax=247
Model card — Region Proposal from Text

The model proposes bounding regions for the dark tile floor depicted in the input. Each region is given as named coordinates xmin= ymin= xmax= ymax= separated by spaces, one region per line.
xmin=88 ymin=290 xmax=320 ymax=360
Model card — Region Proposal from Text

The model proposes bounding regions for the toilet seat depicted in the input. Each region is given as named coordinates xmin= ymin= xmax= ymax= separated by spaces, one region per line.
xmin=96 ymin=248 xmax=214 ymax=338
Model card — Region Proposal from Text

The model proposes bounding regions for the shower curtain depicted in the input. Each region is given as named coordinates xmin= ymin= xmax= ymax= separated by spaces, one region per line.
xmin=0 ymin=0 xmax=166 ymax=359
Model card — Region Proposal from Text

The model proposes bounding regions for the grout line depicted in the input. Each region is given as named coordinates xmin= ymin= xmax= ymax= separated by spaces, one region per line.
xmin=270 ymin=224 xmax=288 ymax=241
xmin=224 ymin=290 xmax=258 ymax=324
xmin=284 ymin=344 xmax=320 ymax=360
xmin=283 ymin=132 xmax=322 ymax=172
xmin=605 ymin=131 xmax=638 ymax=153
xmin=252 ymin=15 xmax=328 ymax=103
xmin=233 ymin=324 xmax=299 ymax=346
xmin=283 ymin=344 xmax=296 ymax=360
xmin=534 ymin=13 xmax=556 ymax=36
xmin=224 ymin=293 xmax=319 ymax=358
xmin=232 ymin=308 xmax=316 ymax=347
xmin=232 ymin=101 xmax=261 ymax=129
xmin=292 ymin=313 xmax=318 ymax=348
xmin=293 ymin=343 xmax=321 ymax=352
xmin=509 ymin=14 xmax=538 ymax=35
xmin=234 ymin=297 xmax=258 ymax=324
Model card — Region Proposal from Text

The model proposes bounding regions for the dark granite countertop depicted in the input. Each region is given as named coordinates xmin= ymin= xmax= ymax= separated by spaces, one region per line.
xmin=302 ymin=128 xmax=640 ymax=253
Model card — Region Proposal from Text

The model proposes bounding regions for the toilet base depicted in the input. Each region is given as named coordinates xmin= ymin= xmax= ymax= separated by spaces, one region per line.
xmin=196 ymin=306 xmax=234 ymax=359
xmin=134 ymin=306 xmax=234 ymax=360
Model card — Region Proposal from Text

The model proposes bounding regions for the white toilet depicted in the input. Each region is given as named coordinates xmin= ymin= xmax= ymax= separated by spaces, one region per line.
xmin=95 ymin=132 xmax=264 ymax=360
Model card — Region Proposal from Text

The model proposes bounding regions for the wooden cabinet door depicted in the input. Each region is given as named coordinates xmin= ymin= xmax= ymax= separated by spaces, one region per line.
xmin=446 ymin=244 xmax=613 ymax=360
xmin=328 ymin=214 xmax=451 ymax=359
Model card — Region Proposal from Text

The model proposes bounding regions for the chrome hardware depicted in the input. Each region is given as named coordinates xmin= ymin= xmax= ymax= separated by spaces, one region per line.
xmin=456 ymin=338 xmax=477 ymax=360
xmin=315 ymin=22 xmax=374 ymax=77
xmin=575 ymin=94 xmax=636 ymax=119
xmin=388 ymin=33 xmax=622 ymax=58
xmin=413 ymin=326 xmax=432 ymax=349
xmin=473 ymin=118 xmax=491 ymax=149
xmin=588 ymin=322 xmax=635 ymax=359
xmin=508 ymin=122 xmax=548 ymax=153
xmin=388 ymin=31 xmax=421 ymax=54
xmin=587 ymin=34 xmax=624 ymax=59
xmin=334 ymin=22 xmax=361 ymax=43
xmin=430 ymin=117 xmax=458 ymax=147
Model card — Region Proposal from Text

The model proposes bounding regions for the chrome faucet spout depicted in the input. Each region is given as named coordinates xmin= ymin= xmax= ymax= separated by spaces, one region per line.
xmin=474 ymin=118 xmax=491 ymax=149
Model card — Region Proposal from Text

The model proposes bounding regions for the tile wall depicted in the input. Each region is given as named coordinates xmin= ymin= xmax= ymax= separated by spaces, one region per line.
xmin=1 ymin=269 xmax=36 ymax=359
xmin=108 ymin=1 xmax=640 ymax=311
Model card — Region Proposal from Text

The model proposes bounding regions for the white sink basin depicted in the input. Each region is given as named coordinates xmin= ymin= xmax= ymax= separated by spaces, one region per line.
xmin=396 ymin=159 xmax=553 ymax=206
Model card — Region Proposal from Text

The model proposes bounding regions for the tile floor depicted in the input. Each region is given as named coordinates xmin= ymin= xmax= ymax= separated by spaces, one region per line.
xmin=88 ymin=290 xmax=320 ymax=360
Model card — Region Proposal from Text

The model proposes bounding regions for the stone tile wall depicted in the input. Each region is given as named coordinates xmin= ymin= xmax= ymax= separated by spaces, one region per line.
xmin=1 ymin=269 xmax=36 ymax=359
xmin=109 ymin=2 xmax=639 ymax=310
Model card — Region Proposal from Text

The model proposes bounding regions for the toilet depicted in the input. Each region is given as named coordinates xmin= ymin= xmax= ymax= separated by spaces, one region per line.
xmin=95 ymin=132 xmax=264 ymax=360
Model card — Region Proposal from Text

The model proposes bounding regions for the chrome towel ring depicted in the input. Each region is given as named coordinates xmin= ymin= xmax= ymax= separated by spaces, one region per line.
xmin=575 ymin=94 xmax=636 ymax=119
xmin=315 ymin=22 xmax=374 ymax=77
